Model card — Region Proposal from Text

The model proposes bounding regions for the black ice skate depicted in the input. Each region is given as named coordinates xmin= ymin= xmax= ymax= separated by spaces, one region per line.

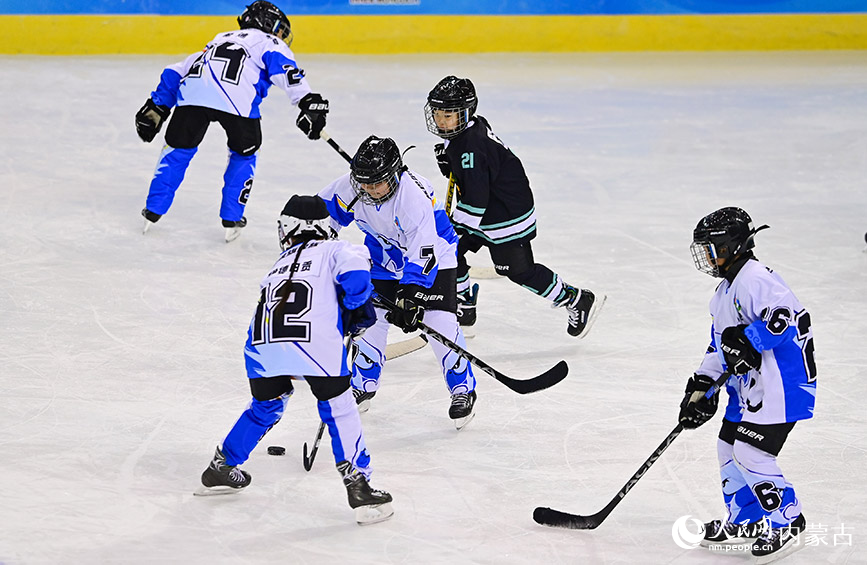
xmin=456 ymin=283 xmax=479 ymax=327
xmin=700 ymin=518 xmax=765 ymax=547
xmin=353 ymin=389 xmax=376 ymax=413
xmin=751 ymin=514 xmax=806 ymax=564
xmin=141 ymin=207 xmax=161 ymax=234
xmin=337 ymin=461 xmax=393 ymax=525
xmin=222 ymin=216 xmax=247 ymax=243
xmin=449 ymin=390 xmax=477 ymax=430
xmin=195 ymin=446 xmax=251 ymax=496
xmin=555 ymin=286 xmax=605 ymax=338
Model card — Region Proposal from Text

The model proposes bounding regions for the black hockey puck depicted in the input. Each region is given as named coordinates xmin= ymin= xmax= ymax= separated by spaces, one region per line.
xmin=267 ymin=445 xmax=286 ymax=456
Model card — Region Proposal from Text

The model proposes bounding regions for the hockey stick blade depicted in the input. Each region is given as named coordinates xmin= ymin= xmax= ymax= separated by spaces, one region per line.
xmin=302 ymin=421 xmax=326 ymax=472
xmin=533 ymin=371 xmax=732 ymax=529
xmin=533 ymin=506 xmax=604 ymax=530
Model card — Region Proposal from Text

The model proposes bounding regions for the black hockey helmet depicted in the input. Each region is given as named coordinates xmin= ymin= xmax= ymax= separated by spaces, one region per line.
xmin=425 ymin=75 xmax=478 ymax=139
xmin=690 ymin=206 xmax=769 ymax=277
xmin=238 ymin=1 xmax=293 ymax=46
xmin=350 ymin=135 xmax=406 ymax=205
xmin=278 ymin=194 xmax=334 ymax=250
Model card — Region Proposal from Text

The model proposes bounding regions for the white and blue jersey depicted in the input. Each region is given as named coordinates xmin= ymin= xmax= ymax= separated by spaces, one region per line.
xmin=244 ymin=239 xmax=373 ymax=379
xmin=695 ymin=259 xmax=817 ymax=425
xmin=151 ymin=28 xmax=312 ymax=117
xmin=318 ymin=170 xmax=458 ymax=287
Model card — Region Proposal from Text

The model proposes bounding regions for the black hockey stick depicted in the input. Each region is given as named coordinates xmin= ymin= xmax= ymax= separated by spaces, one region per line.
xmin=320 ymin=130 xmax=352 ymax=163
xmin=373 ymin=294 xmax=568 ymax=394
xmin=533 ymin=371 xmax=732 ymax=529
xmin=302 ymin=420 xmax=326 ymax=472
xmin=319 ymin=129 xmax=362 ymax=212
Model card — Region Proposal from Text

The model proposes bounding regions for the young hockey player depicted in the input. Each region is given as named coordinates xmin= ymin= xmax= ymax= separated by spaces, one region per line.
xmin=197 ymin=195 xmax=393 ymax=526
xmin=678 ymin=207 xmax=816 ymax=563
xmin=135 ymin=1 xmax=330 ymax=242
xmin=424 ymin=75 xmax=603 ymax=337
xmin=318 ymin=135 xmax=478 ymax=430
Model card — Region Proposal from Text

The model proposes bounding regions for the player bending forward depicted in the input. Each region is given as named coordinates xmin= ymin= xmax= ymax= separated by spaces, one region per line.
xmin=424 ymin=76 xmax=603 ymax=337
xmin=679 ymin=207 xmax=816 ymax=563
xmin=197 ymin=195 xmax=393 ymax=526
xmin=135 ymin=1 xmax=329 ymax=242
xmin=318 ymin=136 xmax=477 ymax=430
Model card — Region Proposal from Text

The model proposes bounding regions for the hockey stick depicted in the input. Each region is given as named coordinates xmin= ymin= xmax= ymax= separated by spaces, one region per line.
xmin=533 ymin=371 xmax=733 ymax=529
xmin=445 ymin=174 xmax=457 ymax=217
xmin=302 ymin=421 xmax=326 ymax=472
xmin=373 ymin=294 xmax=568 ymax=394
xmin=320 ymin=130 xmax=352 ymax=163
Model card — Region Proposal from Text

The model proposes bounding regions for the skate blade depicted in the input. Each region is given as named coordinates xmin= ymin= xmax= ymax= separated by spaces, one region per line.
xmin=142 ymin=219 xmax=153 ymax=234
xmin=357 ymin=399 xmax=371 ymax=414
xmin=754 ymin=534 xmax=805 ymax=564
xmin=193 ymin=485 xmax=246 ymax=497
xmin=453 ymin=411 xmax=475 ymax=431
xmin=700 ymin=537 xmax=753 ymax=548
xmin=575 ymin=293 xmax=607 ymax=340
xmin=225 ymin=227 xmax=243 ymax=243
xmin=355 ymin=502 xmax=394 ymax=525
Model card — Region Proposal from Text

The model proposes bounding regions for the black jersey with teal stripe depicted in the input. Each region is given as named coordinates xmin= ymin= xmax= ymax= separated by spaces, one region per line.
xmin=444 ymin=115 xmax=537 ymax=245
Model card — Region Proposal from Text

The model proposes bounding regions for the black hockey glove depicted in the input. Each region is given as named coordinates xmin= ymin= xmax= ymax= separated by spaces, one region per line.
xmin=433 ymin=143 xmax=451 ymax=178
xmin=385 ymin=284 xmax=426 ymax=333
xmin=720 ymin=324 xmax=762 ymax=375
xmin=296 ymin=92 xmax=329 ymax=140
xmin=135 ymin=98 xmax=171 ymax=143
xmin=345 ymin=299 xmax=377 ymax=338
xmin=678 ymin=373 xmax=719 ymax=429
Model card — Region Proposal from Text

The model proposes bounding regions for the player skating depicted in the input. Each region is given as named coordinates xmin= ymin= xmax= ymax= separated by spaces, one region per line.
xmin=678 ymin=207 xmax=816 ymax=563
xmin=318 ymin=135 xmax=477 ymax=429
xmin=135 ymin=1 xmax=330 ymax=242
xmin=424 ymin=76 xmax=603 ymax=337
xmin=197 ymin=195 xmax=393 ymax=525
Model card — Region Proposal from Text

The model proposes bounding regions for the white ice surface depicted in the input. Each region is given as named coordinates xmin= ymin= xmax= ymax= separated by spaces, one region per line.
xmin=1 ymin=52 xmax=866 ymax=564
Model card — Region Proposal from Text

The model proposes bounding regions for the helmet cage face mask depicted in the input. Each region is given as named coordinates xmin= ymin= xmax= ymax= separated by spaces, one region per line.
xmin=690 ymin=239 xmax=722 ymax=277
xmin=425 ymin=102 xmax=473 ymax=139
xmin=350 ymin=171 xmax=401 ymax=206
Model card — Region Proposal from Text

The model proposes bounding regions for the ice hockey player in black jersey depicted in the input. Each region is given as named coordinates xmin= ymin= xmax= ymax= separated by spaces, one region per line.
xmin=424 ymin=76 xmax=604 ymax=337
xmin=135 ymin=1 xmax=329 ymax=242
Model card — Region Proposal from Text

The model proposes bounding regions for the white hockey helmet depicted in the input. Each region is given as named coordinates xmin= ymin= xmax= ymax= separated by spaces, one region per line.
xmin=278 ymin=194 xmax=334 ymax=250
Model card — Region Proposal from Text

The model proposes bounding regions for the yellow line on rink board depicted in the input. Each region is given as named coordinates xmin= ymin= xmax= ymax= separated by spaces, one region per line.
xmin=2 ymin=14 xmax=867 ymax=55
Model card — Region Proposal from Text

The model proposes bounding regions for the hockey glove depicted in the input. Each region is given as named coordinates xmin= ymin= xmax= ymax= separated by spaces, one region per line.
xmin=385 ymin=284 xmax=426 ymax=333
xmin=720 ymin=324 xmax=762 ymax=375
xmin=135 ymin=98 xmax=171 ymax=143
xmin=434 ymin=143 xmax=451 ymax=178
xmin=679 ymin=373 xmax=719 ymax=429
xmin=345 ymin=299 xmax=377 ymax=338
xmin=295 ymin=92 xmax=329 ymax=140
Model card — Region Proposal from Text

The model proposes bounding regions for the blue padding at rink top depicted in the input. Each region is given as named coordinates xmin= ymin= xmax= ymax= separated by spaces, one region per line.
xmin=3 ymin=0 xmax=866 ymax=15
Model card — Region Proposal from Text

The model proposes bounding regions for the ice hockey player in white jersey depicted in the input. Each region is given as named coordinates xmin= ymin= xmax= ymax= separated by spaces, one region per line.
xmin=424 ymin=75 xmax=603 ymax=338
xmin=197 ymin=195 xmax=393 ymax=526
xmin=678 ymin=207 xmax=816 ymax=563
xmin=135 ymin=1 xmax=330 ymax=242
xmin=318 ymin=135 xmax=478 ymax=429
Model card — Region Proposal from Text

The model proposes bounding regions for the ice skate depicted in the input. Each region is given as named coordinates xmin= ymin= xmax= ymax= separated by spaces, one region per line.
xmin=449 ymin=390 xmax=477 ymax=430
xmin=353 ymin=389 xmax=376 ymax=413
xmin=752 ymin=514 xmax=806 ymax=564
xmin=223 ymin=216 xmax=247 ymax=242
xmin=456 ymin=283 xmax=479 ymax=327
xmin=700 ymin=518 xmax=765 ymax=547
xmin=338 ymin=461 xmax=393 ymax=525
xmin=194 ymin=446 xmax=251 ymax=496
xmin=141 ymin=208 xmax=161 ymax=234
xmin=555 ymin=286 xmax=605 ymax=338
